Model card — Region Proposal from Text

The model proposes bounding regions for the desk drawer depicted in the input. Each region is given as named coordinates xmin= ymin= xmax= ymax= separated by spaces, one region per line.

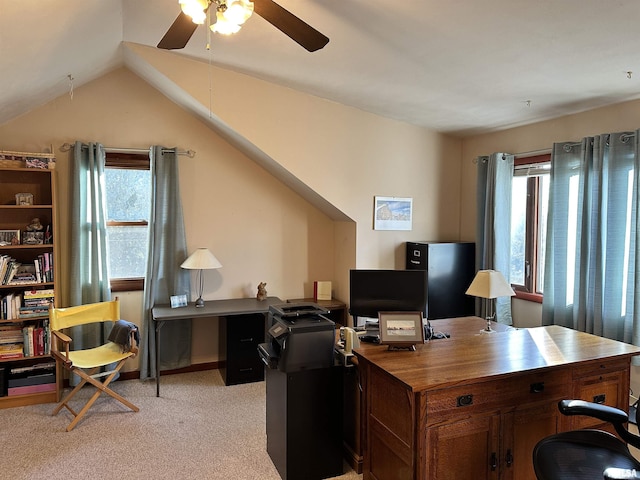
xmin=426 ymin=369 xmax=571 ymax=423
xmin=225 ymin=355 xmax=264 ymax=385
xmin=227 ymin=314 xmax=265 ymax=350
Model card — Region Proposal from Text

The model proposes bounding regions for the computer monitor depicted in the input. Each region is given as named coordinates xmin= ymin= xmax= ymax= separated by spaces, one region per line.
xmin=349 ymin=269 xmax=427 ymax=319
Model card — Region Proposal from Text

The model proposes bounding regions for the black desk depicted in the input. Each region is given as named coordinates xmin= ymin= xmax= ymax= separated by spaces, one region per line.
xmin=151 ymin=296 xmax=282 ymax=396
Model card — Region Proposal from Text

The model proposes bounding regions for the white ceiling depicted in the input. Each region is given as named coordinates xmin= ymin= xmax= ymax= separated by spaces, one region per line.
xmin=2 ymin=0 xmax=640 ymax=137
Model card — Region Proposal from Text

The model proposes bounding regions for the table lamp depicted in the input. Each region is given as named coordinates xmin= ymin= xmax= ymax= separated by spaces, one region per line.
xmin=181 ymin=248 xmax=222 ymax=307
xmin=465 ymin=269 xmax=515 ymax=333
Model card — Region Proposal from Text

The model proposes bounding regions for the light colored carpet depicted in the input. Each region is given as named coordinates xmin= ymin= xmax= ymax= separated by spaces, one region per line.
xmin=1 ymin=370 xmax=363 ymax=480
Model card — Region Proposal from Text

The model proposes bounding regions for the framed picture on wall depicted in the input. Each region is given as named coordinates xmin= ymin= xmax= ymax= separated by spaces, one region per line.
xmin=373 ymin=196 xmax=413 ymax=230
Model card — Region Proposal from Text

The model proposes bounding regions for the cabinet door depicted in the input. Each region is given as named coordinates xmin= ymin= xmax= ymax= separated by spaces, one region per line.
xmin=503 ymin=403 xmax=561 ymax=480
xmin=425 ymin=413 xmax=500 ymax=480
xmin=570 ymin=360 xmax=628 ymax=431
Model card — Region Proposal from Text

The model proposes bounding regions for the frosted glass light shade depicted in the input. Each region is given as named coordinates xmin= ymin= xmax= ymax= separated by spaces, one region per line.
xmin=181 ymin=248 xmax=222 ymax=270
xmin=466 ymin=270 xmax=515 ymax=299
xmin=179 ymin=0 xmax=209 ymax=24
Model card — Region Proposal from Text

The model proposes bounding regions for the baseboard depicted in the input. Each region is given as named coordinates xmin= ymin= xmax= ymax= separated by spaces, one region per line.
xmin=63 ymin=362 xmax=223 ymax=386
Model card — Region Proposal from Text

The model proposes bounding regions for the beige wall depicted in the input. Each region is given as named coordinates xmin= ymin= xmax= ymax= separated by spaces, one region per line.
xmin=0 ymin=59 xmax=462 ymax=366
xmin=125 ymin=43 xmax=465 ymax=271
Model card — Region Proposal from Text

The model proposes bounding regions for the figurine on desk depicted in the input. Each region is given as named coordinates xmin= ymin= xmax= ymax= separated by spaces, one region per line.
xmin=256 ymin=282 xmax=268 ymax=301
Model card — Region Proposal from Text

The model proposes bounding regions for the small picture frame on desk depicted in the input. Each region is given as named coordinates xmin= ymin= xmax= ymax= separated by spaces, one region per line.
xmin=378 ymin=311 xmax=424 ymax=350
xmin=170 ymin=294 xmax=188 ymax=308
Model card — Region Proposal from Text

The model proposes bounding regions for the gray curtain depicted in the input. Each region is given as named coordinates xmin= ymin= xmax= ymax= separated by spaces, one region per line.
xmin=475 ymin=153 xmax=514 ymax=324
xmin=542 ymin=131 xmax=640 ymax=350
xmin=67 ymin=141 xmax=112 ymax=382
xmin=140 ymin=147 xmax=191 ymax=380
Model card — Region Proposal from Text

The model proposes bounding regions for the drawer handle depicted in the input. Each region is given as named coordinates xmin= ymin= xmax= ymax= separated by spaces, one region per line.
xmin=530 ymin=382 xmax=545 ymax=393
xmin=457 ymin=394 xmax=473 ymax=407
xmin=593 ymin=394 xmax=606 ymax=404
xmin=239 ymin=367 xmax=253 ymax=373
xmin=490 ymin=452 xmax=497 ymax=471
xmin=505 ymin=449 xmax=513 ymax=467
xmin=240 ymin=337 xmax=254 ymax=343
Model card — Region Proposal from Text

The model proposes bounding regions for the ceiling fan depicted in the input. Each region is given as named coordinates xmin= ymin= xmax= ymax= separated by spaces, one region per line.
xmin=158 ymin=0 xmax=329 ymax=52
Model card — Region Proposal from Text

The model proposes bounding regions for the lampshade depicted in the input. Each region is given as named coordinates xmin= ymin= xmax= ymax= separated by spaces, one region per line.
xmin=466 ymin=270 xmax=515 ymax=299
xmin=211 ymin=0 xmax=253 ymax=35
xmin=223 ymin=0 xmax=253 ymax=25
xmin=179 ymin=0 xmax=209 ymax=24
xmin=181 ymin=248 xmax=222 ymax=270
xmin=181 ymin=248 xmax=222 ymax=308
xmin=211 ymin=10 xmax=242 ymax=34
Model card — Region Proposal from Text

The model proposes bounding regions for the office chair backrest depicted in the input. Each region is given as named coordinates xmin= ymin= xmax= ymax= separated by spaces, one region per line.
xmin=533 ymin=400 xmax=640 ymax=480
xmin=49 ymin=299 xmax=120 ymax=330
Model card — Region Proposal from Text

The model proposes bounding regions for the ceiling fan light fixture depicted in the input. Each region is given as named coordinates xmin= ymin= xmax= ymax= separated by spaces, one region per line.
xmin=211 ymin=11 xmax=242 ymax=35
xmin=179 ymin=0 xmax=209 ymax=25
xmin=223 ymin=0 xmax=254 ymax=26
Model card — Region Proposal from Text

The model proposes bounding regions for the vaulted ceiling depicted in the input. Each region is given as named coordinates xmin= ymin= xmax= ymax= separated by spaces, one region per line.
xmin=2 ymin=0 xmax=640 ymax=136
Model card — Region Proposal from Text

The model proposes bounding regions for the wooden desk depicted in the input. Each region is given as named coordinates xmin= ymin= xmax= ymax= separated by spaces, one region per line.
xmin=353 ymin=318 xmax=640 ymax=480
xmin=151 ymin=296 xmax=282 ymax=396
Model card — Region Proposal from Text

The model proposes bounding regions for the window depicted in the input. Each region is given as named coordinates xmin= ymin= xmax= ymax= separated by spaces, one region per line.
xmin=104 ymin=153 xmax=151 ymax=291
xmin=510 ymin=154 xmax=550 ymax=302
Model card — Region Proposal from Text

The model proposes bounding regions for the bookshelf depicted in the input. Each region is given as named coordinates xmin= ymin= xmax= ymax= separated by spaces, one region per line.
xmin=0 ymin=151 xmax=59 ymax=408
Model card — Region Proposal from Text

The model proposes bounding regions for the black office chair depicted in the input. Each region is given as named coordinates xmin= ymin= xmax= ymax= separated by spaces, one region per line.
xmin=533 ymin=400 xmax=640 ymax=480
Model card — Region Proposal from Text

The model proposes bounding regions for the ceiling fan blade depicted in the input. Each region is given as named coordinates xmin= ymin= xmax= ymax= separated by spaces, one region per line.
xmin=158 ymin=11 xmax=200 ymax=50
xmin=253 ymin=0 xmax=329 ymax=52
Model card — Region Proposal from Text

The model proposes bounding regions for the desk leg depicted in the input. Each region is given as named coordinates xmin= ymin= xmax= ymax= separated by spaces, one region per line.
xmin=155 ymin=320 xmax=164 ymax=397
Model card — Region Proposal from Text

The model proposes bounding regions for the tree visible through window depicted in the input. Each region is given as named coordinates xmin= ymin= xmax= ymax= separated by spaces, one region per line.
xmin=104 ymin=153 xmax=151 ymax=291
xmin=510 ymin=155 xmax=550 ymax=301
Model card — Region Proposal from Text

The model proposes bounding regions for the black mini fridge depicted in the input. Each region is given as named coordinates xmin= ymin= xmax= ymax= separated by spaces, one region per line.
xmin=258 ymin=303 xmax=343 ymax=480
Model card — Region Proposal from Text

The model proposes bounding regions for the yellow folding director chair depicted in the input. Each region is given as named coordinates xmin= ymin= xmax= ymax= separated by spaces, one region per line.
xmin=49 ymin=298 xmax=139 ymax=431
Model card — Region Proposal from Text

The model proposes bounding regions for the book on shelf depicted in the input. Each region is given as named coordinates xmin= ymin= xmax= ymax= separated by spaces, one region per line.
xmin=23 ymin=288 xmax=55 ymax=299
xmin=2 ymin=260 xmax=20 ymax=285
xmin=0 ymin=343 xmax=24 ymax=359
xmin=313 ymin=281 xmax=332 ymax=301
xmin=0 ymin=255 xmax=17 ymax=284
xmin=1 ymin=293 xmax=22 ymax=320
xmin=0 ymin=254 xmax=54 ymax=286
xmin=22 ymin=325 xmax=34 ymax=357
xmin=0 ymin=325 xmax=23 ymax=344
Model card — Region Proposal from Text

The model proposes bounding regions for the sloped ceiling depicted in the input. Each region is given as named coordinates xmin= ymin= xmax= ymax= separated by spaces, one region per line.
xmin=2 ymin=0 xmax=640 ymax=136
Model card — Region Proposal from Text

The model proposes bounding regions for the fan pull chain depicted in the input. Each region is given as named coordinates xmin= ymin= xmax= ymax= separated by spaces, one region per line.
xmin=68 ymin=74 xmax=74 ymax=100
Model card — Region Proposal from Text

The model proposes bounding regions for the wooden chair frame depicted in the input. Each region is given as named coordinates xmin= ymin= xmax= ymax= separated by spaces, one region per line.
xmin=49 ymin=298 xmax=139 ymax=431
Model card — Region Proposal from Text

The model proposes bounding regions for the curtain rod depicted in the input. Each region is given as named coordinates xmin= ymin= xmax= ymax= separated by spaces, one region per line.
xmin=59 ymin=142 xmax=195 ymax=158
xmin=473 ymin=148 xmax=552 ymax=164
xmin=513 ymin=148 xmax=551 ymax=158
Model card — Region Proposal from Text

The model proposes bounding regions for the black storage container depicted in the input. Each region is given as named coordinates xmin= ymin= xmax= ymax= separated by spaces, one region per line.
xmin=258 ymin=303 xmax=343 ymax=480
xmin=0 ymin=366 xmax=7 ymax=397
xmin=406 ymin=241 xmax=476 ymax=319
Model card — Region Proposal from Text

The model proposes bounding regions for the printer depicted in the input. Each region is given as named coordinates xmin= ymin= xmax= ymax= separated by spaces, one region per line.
xmin=259 ymin=302 xmax=336 ymax=373
xmin=258 ymin=302 xmax=343 ymax=480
